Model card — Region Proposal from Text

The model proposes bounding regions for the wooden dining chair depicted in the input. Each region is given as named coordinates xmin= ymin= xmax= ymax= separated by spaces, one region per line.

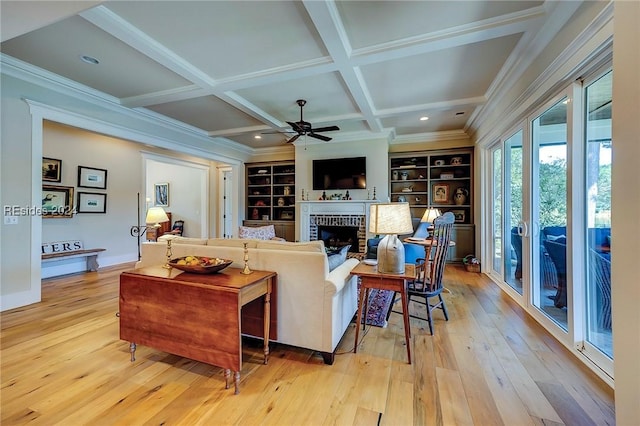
xmin=389 ymin=212 xmax=455 ymax=335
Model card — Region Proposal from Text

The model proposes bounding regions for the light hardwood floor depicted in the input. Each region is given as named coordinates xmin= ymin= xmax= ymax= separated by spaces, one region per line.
xmin=1 ymin=263 xmax=614 ymax=425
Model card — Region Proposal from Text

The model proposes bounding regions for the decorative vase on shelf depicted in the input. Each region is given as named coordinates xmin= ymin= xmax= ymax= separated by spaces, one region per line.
xmin=454 ymin=187 xmax=469 ymax=205
xmin=392 ymin=170 xmax=399 ymax=180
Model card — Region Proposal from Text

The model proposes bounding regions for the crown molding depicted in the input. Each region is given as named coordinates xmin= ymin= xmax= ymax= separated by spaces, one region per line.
xmin=391 ymin=129 xmax=469 ymax=145
xmin=470 ymin=1 xmax=613 ymax=145
xmin=1 ymin=53 xmax=253 ymax=159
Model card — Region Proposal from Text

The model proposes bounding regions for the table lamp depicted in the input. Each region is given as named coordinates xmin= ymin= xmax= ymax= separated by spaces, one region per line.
xmin=130 ymin=206 xmax=169 ymax=239
xmin=421 ymin=208 xmax=442 ymax=238
xmin=369 ymin=203 xmax=414 ymax=273
xmin=145 ymin=207 xmax=169 ymax=227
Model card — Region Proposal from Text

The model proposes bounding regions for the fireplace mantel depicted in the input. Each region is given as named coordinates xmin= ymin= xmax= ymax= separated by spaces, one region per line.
xmin=297 ymin=200 xmax=380 ymax=244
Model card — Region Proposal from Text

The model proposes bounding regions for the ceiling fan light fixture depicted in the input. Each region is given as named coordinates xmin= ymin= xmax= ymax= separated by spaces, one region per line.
xmin=283 ymin=99 xmax=339 ymax=144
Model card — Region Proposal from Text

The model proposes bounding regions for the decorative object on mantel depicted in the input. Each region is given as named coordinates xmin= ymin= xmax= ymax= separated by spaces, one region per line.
xmin=241 ymin=242 xmax=252 ymax=275
xmin=373 ymin=186 xmax=377 ymax=200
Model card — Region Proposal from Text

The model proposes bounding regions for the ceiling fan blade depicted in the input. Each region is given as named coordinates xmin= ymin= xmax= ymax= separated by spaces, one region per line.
xmin=311 ymin=125 xmax=339 ymax=133
xmin=287 ymin=134 xmax=300 ymax=144
xmin=261 ymin=130 xmax=295 ymax=134
xmin=286 ymin=121 xmax=303 ymax=133
xmin=308 ymin=133 xmax=332 ymax=142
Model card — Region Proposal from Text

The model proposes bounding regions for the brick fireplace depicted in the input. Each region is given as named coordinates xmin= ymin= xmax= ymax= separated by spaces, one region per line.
xmin=298 ymin=201 xmax=379 ymax=255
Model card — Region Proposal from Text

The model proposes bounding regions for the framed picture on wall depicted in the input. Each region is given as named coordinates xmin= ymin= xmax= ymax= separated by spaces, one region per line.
xmin=451 ymin=209 xmax=466 ymax=223
xmin=154 ymin=182 xmax=169 ymax=207
xmin=42 ymin=157 xmax=62 ymax=182
xmin=77 ymin=192 xmax=107 ymax=213
xmin=42 ymin=185 xmax=74 ymax=218
xmin=78 ymin=166 xmax=107 ymax=189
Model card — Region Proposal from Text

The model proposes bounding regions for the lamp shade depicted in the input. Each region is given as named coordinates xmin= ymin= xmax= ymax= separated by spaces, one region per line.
xmin=145 ymin=207 xmax=169 ymax=226
xmin=420 ymin=208 xmax=442 ymax=224
xmin=369 ymin=203 xmax=414 ymax=235
xmin=369 ymin=203 xmax=413 ymax=274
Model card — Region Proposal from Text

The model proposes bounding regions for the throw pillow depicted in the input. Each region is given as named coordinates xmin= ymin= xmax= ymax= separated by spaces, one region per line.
xmin=238 ymin=225 xmax=276 ymax=240
xmin=327 ymin=245 xmax=351 ymax=272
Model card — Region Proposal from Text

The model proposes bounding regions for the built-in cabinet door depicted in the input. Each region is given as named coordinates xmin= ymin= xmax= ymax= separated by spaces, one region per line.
xmin=449 ymin=225 xmax=474 ymax=262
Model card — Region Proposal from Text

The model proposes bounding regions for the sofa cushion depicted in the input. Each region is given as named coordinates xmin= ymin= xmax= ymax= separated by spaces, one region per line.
xmin=207 ymin=238 xmax=259 ymax=248
xmin=256 ymin=240 xmax=325 ymax=252
xmin=328 ymin=245 xmax=351 ymax=272
xmin=239 ymin=225 xmax=276 ymax=240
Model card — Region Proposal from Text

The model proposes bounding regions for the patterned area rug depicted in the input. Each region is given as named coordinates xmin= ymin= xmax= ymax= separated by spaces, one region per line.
xmin=360 ymin=289 xmax=395 ymax=327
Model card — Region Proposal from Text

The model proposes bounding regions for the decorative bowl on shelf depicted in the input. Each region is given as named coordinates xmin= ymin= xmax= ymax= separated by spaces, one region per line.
xmin=168 ymin=256 xmax=233 ymax=274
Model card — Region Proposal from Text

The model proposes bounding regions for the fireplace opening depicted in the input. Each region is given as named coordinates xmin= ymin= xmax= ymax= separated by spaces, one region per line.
xmin=318 ymin=225 xmax=359 ymax=253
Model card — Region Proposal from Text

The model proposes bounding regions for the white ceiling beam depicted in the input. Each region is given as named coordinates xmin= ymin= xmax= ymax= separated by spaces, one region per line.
xmin=302 ymin=0 xmax=384 ymax=133
xmin=351 ymin=6 xmax=546 ymax=66
xmin=376 ymin=96 xmax=486 ymax=118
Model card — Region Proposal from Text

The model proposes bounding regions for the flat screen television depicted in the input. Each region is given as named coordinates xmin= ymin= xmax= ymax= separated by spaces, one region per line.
xmin=312 ymin=156 xmax=367 ymax=190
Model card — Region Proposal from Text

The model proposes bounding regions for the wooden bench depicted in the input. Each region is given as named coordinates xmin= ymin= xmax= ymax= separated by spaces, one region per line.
xmin=42 ymin=241 xmax=105 ymax=273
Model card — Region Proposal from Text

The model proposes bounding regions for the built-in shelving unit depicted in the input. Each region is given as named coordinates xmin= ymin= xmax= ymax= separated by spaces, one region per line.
xmin=389 ymin=148 xmax=474 ymax=261
xmin=245 ymin=161 xmax=295 ymax=241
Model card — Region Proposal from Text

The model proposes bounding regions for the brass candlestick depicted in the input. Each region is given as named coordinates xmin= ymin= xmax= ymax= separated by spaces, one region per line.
xmin=163 ymin=239 xmax=173 ymax=269
xmin=241 ymin=242 xmax=252 ymax=274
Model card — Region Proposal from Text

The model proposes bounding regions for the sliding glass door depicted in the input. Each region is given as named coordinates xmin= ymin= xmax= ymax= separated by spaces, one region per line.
xmin=531 ymin=97 xmax=569 ymax=330
xmin=485 ymin=68 xmax=613 ymax=378
xmin=584 ymin=71 xmax=612 ymax=360
xmin=504 ymin=131 xmax=524 ymax=294
xmin=490 ymin=131 xmax=525 ymax=293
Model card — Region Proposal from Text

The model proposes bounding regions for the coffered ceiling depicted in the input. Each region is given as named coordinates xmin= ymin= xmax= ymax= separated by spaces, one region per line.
xmin=1 ymin=1 xmax=582 ymax=151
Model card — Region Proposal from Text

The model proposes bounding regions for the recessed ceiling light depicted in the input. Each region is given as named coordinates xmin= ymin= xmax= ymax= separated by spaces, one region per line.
xmin=79 ymin=55 xmax=99 ymax=65
xmin=254 ymin=135 xmax=262 ymax=139
xmin=419 ymin=116 xmax=429 ymax=121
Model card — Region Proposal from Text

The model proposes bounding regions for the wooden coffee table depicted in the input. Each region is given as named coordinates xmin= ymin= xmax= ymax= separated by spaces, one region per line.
xmin=119 ymin=265 xmax=276 ymax=394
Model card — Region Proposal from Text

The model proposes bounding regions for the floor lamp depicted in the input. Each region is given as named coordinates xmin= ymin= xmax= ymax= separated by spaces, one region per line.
xmin=369 ymin=203 xmax=414 ymax=274
xmin=130 ymin=202 xmax=169 ymax=260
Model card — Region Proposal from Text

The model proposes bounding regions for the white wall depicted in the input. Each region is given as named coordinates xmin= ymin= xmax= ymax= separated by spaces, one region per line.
xmin=295 ymin=138 xmax=390 ymax=205
xmin=145 ymin=156 xmax=209 ymax=238
xmin=42 ymin=121 xmax=143 ymax=268
xmin=611 ymin=1 xmax=640 ymax=423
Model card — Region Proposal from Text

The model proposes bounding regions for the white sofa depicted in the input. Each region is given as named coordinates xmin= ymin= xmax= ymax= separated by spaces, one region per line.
xmin=136 ymin=236 xmax=359 ymax=364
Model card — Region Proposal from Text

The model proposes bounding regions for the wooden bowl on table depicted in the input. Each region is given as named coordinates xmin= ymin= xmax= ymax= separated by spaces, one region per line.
xmin=168 ymin=256 xmax=233 ymax=274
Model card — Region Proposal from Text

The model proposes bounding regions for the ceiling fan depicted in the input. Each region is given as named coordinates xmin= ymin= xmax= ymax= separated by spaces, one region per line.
xmin=280 ymin=99 xmax=340 ymax=143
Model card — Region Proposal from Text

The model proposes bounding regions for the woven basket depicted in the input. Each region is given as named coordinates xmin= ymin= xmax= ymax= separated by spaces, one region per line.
xmin=465 ymin=263 xmax=481 ymax=273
